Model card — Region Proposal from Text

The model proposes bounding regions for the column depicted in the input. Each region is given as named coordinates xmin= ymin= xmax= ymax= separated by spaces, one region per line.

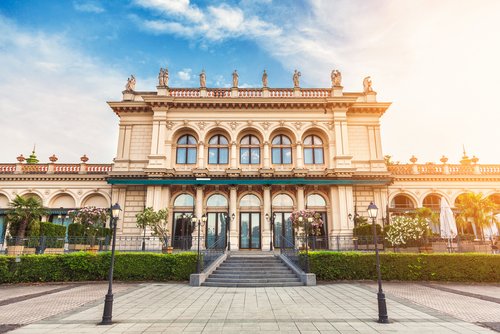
xmin=193 ymin=186 xmax=205 ymax=249
xmin=148 ymin=108 xmax=168 ymax=168
xmin=229 ymin=186 xmax=238 ymax=249
xmin=262 ymin=186 xmax=271 ymax=251
xmin=230 ymin=141 xmax=238 ymax=169
xmin=263 ymin=141 xmax=270 ymax=169
xmin=297 ymin=186 xmax=305 ymax=210
xmin=296 ymin=142 xmax=304 ymax=169
xmin=198 ymin=141 xmax=205 ymax=169
xmin=161 ymin=186 xmax=172 ymax=232
xmin=329 ymin=187 xmax=341 ymax=235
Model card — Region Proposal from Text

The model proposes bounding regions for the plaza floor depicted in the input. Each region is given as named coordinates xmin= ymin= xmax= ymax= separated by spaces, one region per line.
xmin=0 ymin=282 xmax=499 ymax=333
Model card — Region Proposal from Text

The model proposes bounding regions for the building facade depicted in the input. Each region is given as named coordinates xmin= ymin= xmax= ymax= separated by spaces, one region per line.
xmin=1 ymin=71 xmax=499 ymax=249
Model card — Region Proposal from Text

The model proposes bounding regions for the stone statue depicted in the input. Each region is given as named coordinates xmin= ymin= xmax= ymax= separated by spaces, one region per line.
xmin=293 ymin=69 xmax=301 ymax=88
xmin=262 ymin=70 xmax=268 ymax=87
xmin=200 ymin=70 xmax=206 ymax=88
xmin=158 ymin=67 xmax=169 ymax=86
xmin=125 ymin=75 xmax=136 ymax=91
xmin=232 ymin=70 xmax=239 ymax=87
xmin=331 ymin=69 xmax=342 ymax=87
xmin=363 ymin=76 xmax=373 ymax=93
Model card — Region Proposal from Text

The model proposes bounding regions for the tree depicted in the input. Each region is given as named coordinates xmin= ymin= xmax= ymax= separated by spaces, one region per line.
xmin=455 ymin=192 xmax=497 ymax=240
xmin=7 ymin=195 xmax=47 ymax=245
xmin=136 ymin=207 xmax=170 ymax=247
xmin=410 ymin=207 xmax=439 ymax=235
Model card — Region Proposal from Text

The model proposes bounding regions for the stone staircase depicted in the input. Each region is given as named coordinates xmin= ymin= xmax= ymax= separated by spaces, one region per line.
xmin=201 ymin=254 xmax=303 ymax=287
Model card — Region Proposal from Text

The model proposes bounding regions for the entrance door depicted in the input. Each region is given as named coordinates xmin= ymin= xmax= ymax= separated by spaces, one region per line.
xmin=240 ymin=212 xmax=260 ymax=249
xmin=274 ymin=212 xmax=293 ymax=248
xmin=173 ymin=212 xmax=193 ymax=250
xmin=206 ymin=212 xmax=226 ymax=249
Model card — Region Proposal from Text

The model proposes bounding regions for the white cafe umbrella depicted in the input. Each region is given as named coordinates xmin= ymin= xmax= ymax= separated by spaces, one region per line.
xmin=440 ymin=198 xmax=458 ymax=239
xmin=484 ymin=214 xmax=499 ymax=240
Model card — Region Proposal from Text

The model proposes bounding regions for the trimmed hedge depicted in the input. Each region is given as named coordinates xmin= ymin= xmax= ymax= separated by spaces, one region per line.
xmin=0 ymin=252 xmax=197 ymax=283
xmin=309 ymin=251 xmax=500 ymax=282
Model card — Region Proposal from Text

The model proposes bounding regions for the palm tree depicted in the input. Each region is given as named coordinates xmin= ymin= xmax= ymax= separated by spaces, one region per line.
xmin=455 ymin=192 xmax=497 ymax=240
xmin=7 ymin=195 xmax=46 ymax=245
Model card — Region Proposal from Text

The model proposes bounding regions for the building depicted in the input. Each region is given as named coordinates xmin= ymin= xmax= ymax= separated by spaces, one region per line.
xmin=1 ymin=69 xmax=499 ymax=249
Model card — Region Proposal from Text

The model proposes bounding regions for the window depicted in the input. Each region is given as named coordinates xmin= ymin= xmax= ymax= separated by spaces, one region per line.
xmin=176 ymin=135 xmax=197 ymax=164
xmin=174 ymin=194 xmax=194 ymax=207
xmin=240 ymin=135 xmax=260 ymax=164
xmin=303 ymin=135 xmax=324 ymax=164
xmin=423 ymin=194 xmax=441 ymax=211
xmin=307 ymin=194 xmax=326 ymax=207
xmin=240 ymin=194 xmax=261 ymax=207
xmin=208 ymin=135 xmax=229 ymax=164
xmin=272 ymin=194 xmax=294 ymax=207
xmin=207 ymin=194 xmax=228 ymax=207
xmin=391 ymin=195 xmax=414 ymax=209
xmin=271 ymin=135 xmax=292 ymax=164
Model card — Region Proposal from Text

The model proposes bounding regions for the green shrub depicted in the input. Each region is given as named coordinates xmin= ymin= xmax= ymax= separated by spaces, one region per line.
xmin=40 ymin=222 xmax=66 ymax=248
xmin=309 ymin=251 xmax=500 ymax=282
xmin=67 ymin=223 xmax=112 ymax=245
xmin=0 ymin=252 xmax=197 ymax=283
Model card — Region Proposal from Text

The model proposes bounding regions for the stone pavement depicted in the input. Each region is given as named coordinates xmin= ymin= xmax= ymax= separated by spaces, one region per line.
xmin=1 ymin=282 xmax=499 ymax=333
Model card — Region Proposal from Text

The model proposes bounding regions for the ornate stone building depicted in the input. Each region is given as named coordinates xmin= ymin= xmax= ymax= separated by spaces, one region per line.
xmin=1 ymin=70 xmax=499 ymax=249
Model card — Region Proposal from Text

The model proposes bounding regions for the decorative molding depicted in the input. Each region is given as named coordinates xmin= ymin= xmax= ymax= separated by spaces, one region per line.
xmin=229 ymin=122 xmax=239 ymax=130
xmin=166 ymin=121 xmax=175 ymax=129
xmin=261 ymin=121 xmax=271 ymax=130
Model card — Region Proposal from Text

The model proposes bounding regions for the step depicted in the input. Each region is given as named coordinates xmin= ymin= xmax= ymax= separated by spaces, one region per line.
xmin=210 ymin=274 xmax=298 ymax=279
xmin=214 ymin=269 xmax=293 ymax=274
xmin=205 ymin=277 xmax=301 ymax=283
xmin=201 ymin=282 xmax=304 ymax=287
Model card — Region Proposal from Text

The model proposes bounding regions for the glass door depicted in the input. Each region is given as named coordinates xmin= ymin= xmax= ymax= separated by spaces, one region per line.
xmin=240 ymin=212 xmax=261 ymax=249
xmin=173 ymin=212 xmax=193 ymax=250
xmin=206 ymin=212 xmax=227 ymax=249
xmin=273 ymin=212 xmax=293 ymax=248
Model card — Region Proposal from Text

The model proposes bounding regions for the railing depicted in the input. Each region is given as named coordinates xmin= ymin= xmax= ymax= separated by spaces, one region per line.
xmin=388 ymin=164 xmax=500 ymax=175
xmin=280 ymin=234 xmax=306 ymax=271
xmin=201 ymin=236 xmax=226 ymax=271
xmin=0 ymin=163 xmax=112 ymax=175
xmin=170 ymin=89 xmax=200 ymax=98
xmin=0 ymin=164 xmax=16 ymax=173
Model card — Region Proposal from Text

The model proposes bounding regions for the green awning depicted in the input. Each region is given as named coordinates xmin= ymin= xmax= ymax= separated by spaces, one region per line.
xmin=107 ymin=177 xmax=391 ymax=186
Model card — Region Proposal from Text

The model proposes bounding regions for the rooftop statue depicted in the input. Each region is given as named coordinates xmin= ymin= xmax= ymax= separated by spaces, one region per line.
xmin=232 ymin=70 xmax=239 ymax=87
xmin=262 ymin=70 xmax=268 ymax=87
xmin=331 ymin=69 xmax=342 ymax=87
xmin=293 ymin=69 xmax=301 ymax=88
xmin=158 ymin=67 xmax=169 ymax=87
xmin=363 ymin=76 xmax=373 ymax=93
xmin=125 ymin=75 xmax=136 ymax=91
xmin=200 ymin=70 xmax=206 ymax=88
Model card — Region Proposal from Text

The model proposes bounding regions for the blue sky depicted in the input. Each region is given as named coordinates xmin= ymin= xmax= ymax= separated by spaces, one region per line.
xmin=0 ymin=0 xmax=499 ymax=164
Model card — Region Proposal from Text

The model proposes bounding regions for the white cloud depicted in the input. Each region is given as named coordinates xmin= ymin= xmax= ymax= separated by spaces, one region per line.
xmin=134 ymin=0 xmax=203 ymax=23
xmin=177 ymin=68 xmax=192 ymax=81
xmin=73 ymin=1 xmax=105 ymax=13
xmin=0 ymin=16 xmax=124 ymax=163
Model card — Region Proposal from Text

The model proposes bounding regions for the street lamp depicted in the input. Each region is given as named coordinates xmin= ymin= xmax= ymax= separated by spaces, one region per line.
xmin=265 ymin=212 xmax=276 ymax=251
xmin=367 ymin=202 xmax=389 ymax=324
xmin=226 ymin=212 xmax=235 ymax=251
xmin=101 ymin=202 xmax=121 ymax=325
xmin=192 ymin=214 xmax=207 ymax=273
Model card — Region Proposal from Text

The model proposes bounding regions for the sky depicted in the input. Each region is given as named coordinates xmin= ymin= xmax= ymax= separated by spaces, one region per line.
xmin=0 ymin=0 xmax=499 ymax=164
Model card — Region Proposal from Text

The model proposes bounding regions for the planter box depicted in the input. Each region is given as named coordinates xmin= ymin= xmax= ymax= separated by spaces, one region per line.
xmin=432 ymin=242 xmax=448 ymax=253
xmin=473 ymin=244 xmax=491 ymax=253
xmin=68 ymin=244 xmax=87 ymax=251
xmin=419 ymin=246 xmax=433 ymax=253
xmin=162 ymin=246 xmax=174 ymax=254
xmin=399 ymin=247 xmax=419 ymax=253
xmin=23 ymin=247 xmax=36 ymax=255
xmin=357 ymin=244 xmax=384 ymax=250
xmin=44 ymin=248 xmax=65 ymax=254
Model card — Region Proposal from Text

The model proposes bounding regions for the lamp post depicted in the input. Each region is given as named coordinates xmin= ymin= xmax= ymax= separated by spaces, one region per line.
xmin=192 ymin=214 xmax=207 ymax=274
xmin=367 ymin=202 xmax=389 ymax=324
xmin=306 ymin=216 xmax=312 ymax=273
xmin=226 ymin=213 xmax=235 ymax=251
xmin=100 ymin=203 xmax=121 ymax=325
xmin=265 ymin=213 xmax=276 ymax=251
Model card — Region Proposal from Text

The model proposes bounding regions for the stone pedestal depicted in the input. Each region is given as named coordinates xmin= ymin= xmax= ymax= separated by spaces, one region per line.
xmin=157 ymin=86 xmax=169 ymax=96
xmin=231 ymin=87 xmax=238 ymax=98
xmin=122 ymin=90 xmax=134 ymax=101
xmin=262 ymin=87 xmax=269 ymax=97
xmin=331 ymin=86 xmax=343 ymax=97
xmin=365 ymin=91 xmax=377 ymax=102
xmin=293 ymin=87 xmax=301 ymax=97
xmin=200 ymin=88 xmax=207 ymax=97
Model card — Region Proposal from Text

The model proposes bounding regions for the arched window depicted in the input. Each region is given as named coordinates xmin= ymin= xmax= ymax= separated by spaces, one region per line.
xmin=307 ymin=194 xmax=326 ymax=207
xmin=174 ymin=194 xmax=194 ymax=207
xmin=271 ymin=135 xmax=292 ymax=164
xmin=390 ymin=195 xmax=415 ymax=209
xmin=423 ymin=194 xmax=441 ymax=211
xmin=208 ymin=135 xmax=229 ymax=164
xmin=176 ymin=135 xmax=197 ymax=164
xmin=207 ymin=194 xmax=228 ymax=207
xmin=240 ymin=194 xmax=261 ymax=207
xmin=240 ymin=135 xmax=260 ymax=164
xmin=272 ymin=194 xmax=294 ymax=207
xmin=303 ymin=135 xmax=324 ymax=164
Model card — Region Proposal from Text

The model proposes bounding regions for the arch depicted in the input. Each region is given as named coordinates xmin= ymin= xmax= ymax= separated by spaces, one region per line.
xmin=174 ymin=193 xmax=195 ymax=207
xmin=271 ymin=134 xmax=293 ymax=164
xmin=239 ymin=194 xmax=261 ymax=207
xmin=207 ymin=134 xmax=229 ymax=165
xmin=240 ymin=134 xmax=261 ymax=165
xmin=0 ymin=193 xmax=9 ymax=208
xmin=272 ymin=193 xmax=294 ymax=207
xmin=171 ymin=127 xmax=200 ymax=143
xmin=236 ymin=127 xmax=264 ymax=144
xmin=390 ymin=194 xmax=416 ymax=209
xmin=422 ymin=193 xmax=442 ymax=211
xmin=307 ymin=193 xmax=327 ymax=207
xmin=176 ymin=134 xmax=197 ymax=164
xmin=302 ymin=134 xmax=325 ymax=165
xmin=268 ymin=127 xmax=297 ymax=143
xmin=49 ymin=193 xmax=76 ymax=208
xmin=81 ymin=194 xmax=108 ymax=208
xmin=207 ymin=194 xmax=228 ymax=207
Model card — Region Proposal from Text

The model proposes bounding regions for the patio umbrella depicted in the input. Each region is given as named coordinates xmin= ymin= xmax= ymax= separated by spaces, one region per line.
xmin=439 ymin=199 xmax=458 ymax=245
xmin=484 ymin=215 xmax=499 ymax=240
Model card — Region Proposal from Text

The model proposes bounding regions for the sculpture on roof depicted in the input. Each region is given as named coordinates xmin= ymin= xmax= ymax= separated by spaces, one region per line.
xmin=125 ymin=75 xmax=136 ymax=91
xmin=293 ymin=69 xmax=301 ymax=88
xmin=331 ymin=69 xmax=342 ymax=87
xmin=200 ymin=70 xmax=206 ymax=88
xmin=363 ymin=76 xmax=373 ymax=93
xmin=232 ymin=70 xmax=239 ymax=87
xmin=158 ymin=67 xmax=169 ymax=87
xmin=262 ymin=70 xmax=268 ymax=87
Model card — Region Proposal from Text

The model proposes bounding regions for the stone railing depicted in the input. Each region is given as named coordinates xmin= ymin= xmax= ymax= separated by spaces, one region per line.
xmin=166 ymin=87 xmax=333 ymax=98
xmin=169 ymin=88 xmax=200 ymax=98
xmin=0 ymin=163 xmax=112 ymax=175
xmin=388 ymin=164 xmax=500 ymax=175
xmin=300 ymin=88 xmax=331 ymax=97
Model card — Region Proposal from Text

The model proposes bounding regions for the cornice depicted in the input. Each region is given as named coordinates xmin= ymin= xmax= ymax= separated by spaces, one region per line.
xmin=0 ymin=174 xmax=108 ymax=182
xmin=392 ymin=175 xmax=500 ymax=182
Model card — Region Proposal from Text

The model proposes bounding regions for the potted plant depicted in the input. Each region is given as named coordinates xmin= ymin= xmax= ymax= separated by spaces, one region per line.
xmin=6 ymin=195 xmax=47 ymax=255
xmin=136 ymin=207 xmax=171 ymax=253
xmin=290 ymin=209 xmax=324 ymax=249
xmin=69 ymin=206 xmax=109 ymax=252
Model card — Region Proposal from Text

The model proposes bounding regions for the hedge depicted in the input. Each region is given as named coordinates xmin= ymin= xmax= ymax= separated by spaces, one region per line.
xmin=309 ymin=251 xmax=500 ymax=282
xmin=0 ymin=252 xmax=197 ymax=283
